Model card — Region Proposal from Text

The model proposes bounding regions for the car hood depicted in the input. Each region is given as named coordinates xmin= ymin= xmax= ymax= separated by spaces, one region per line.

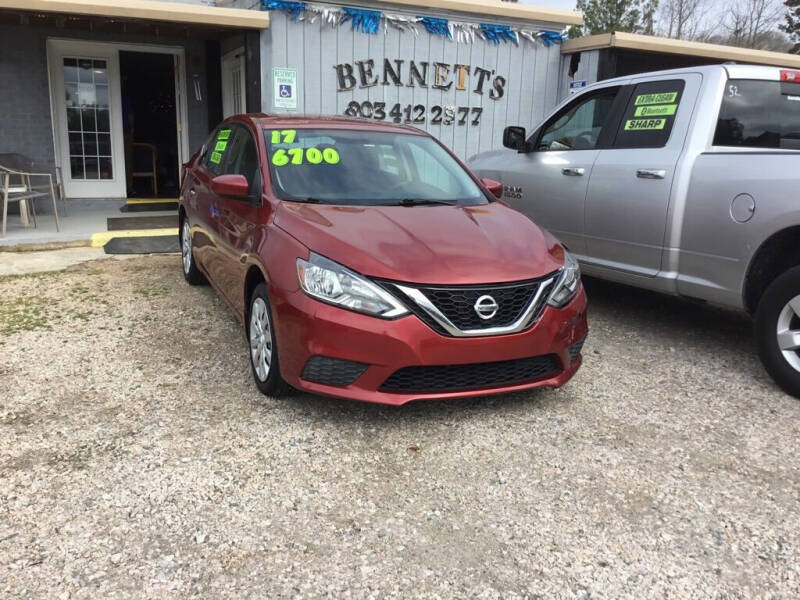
xmin=466 ymin=148 xmax=518 ymax=180
xmin=274 ymin=201 xmax=565 ymax=285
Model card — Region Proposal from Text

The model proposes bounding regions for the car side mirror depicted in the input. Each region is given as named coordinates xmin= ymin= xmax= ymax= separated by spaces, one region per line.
xmin=481 ymin=178 xmax=504 ymax=200
xmin=503 ymin=126 xmax=527 ymax=151
xmin=211 ymin=174 xmax=249 ymax=198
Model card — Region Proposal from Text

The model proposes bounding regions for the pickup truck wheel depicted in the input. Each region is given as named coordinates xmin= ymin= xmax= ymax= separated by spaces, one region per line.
xmin=181 ymin=220 xmax=206 ymax=285
xmin=755 ymin=266 xmax=800 ymax=398
xmin=247 ymin=283 xmax=291 ymax=397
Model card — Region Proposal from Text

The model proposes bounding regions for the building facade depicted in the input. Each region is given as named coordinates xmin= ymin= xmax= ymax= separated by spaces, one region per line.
xmin=0 ymin=0 xmax=581 ymax=202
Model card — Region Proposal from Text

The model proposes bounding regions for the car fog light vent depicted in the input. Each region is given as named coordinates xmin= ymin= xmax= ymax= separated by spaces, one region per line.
xmin=568 ymin=339 xmax=586 ymax=363
xmin=301 ymin=356 xmax=369 ymax=387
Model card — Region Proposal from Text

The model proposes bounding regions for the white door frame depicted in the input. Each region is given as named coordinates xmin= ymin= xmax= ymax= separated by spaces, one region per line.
xmin=46 ymin=38 xmax=190 ymax=199
xmin=221 ymin=46 xmax=246 ymax=118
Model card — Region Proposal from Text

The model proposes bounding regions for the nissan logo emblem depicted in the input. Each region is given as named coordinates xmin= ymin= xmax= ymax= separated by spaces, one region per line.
xmin=474 ymin=295 xmax=499 ymax=320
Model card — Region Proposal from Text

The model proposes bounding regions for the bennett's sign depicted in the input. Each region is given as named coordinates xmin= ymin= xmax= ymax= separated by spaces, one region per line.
xmin=334 ymin=58 xmax=507 ymax=99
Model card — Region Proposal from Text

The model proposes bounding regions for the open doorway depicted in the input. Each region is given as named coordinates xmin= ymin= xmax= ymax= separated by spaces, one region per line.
xmin=119 ymin=51 xmax=179 ymax=198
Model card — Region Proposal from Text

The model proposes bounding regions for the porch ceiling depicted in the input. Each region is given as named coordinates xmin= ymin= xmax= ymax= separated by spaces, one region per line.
xmin=0 ymin=0 xmax=269 ymax=30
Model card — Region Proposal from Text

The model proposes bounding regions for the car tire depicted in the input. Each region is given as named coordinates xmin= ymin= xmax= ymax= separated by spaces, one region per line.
xmin=247 ymin=283 xmax=291 ymax=397
xmin=180 ymin=218 xmax=206 ymax=285
xmin=755 ymin=265 xmax=800 ymax=398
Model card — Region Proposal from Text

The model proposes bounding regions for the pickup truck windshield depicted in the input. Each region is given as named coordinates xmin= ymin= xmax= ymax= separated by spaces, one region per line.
xmin=263 ymin=128 xmax=487 ymax=205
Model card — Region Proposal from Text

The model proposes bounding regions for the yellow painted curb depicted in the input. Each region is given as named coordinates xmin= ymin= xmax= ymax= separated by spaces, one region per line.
xmin=90 ymin=228 xmax=178 ymax=248
xmin=125 ymin=198 xmax=179 ymax=205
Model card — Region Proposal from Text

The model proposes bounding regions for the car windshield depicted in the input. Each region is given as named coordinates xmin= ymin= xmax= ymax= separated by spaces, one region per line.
xmin=263 ymin=127 xmax=487 ymax=206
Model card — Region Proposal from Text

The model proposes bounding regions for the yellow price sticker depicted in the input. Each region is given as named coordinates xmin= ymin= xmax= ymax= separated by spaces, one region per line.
xmin=272 ymin=147 xmax=340 ymax=167
xmin=624 ymin=118 xmax=667 ymax=131
xmin=270 ymin=129 xmax=297 ymax=144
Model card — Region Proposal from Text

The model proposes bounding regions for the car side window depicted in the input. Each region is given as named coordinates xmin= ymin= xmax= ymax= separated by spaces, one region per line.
xmin=224 ymin=125 xmax=261 ymax=191
xmin=202 ymin=125 xmax=235 ymax=177
xmin=611 ymin=79 xmax=686 ymax=149
xmin=714 ymin=79 xmax=800 ymax=149
xmin=537 ymin=89 xmax=619 ymax=151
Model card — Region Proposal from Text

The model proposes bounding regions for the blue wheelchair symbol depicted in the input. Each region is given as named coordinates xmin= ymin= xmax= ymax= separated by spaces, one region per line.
xmin=279 ymin=84 xmax=293 ymax=98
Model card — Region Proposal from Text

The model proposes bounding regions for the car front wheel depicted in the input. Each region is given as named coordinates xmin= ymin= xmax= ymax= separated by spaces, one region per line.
xmin=181 ymin=219 xmax=206 ymax=285
xmin=247 ymin=283 xmax=290 ymax=397
xmin=755 ymin=265 xmax=800 ymax=398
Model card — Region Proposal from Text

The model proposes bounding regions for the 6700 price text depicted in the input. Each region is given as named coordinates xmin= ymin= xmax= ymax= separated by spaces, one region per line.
xmin=343 ymin=101 xmax=483 ymax=126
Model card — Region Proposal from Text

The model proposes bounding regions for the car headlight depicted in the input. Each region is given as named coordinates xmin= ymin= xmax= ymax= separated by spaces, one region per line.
xmin=296 ymin=253 xmax=408 ymax=318
xmin=547 ymin=251 xmax=581 ymax=308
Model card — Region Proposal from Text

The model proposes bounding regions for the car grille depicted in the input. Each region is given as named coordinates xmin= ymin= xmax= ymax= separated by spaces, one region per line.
xmin=380 ymin=276 xmax=556 ymax=337
xmin=380 ymin=355 xmax=562 ymax=393
xmin=301 ymin=356 xmax=368 ymax=387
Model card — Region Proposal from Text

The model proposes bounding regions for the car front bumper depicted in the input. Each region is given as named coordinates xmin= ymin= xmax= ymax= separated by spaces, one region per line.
xmin=271 ymin=284 xmax=588 ymax=405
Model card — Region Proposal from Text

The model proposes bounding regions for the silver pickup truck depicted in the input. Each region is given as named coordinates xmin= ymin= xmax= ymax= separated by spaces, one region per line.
xmin=468 ymin=64 xmax=800 ymax=397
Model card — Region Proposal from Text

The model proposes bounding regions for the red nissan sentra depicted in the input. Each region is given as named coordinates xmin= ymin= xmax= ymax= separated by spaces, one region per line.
xmin=179 ymin=114 xmax=587 ymax=405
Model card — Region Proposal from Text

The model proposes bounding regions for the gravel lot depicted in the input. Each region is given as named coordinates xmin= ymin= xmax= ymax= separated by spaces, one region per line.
xmin=1 ymin=253 xmax=799 ymax=598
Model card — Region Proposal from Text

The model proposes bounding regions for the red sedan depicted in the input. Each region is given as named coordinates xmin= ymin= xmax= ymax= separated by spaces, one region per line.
xmin=179 ymin=114 xmax=588 ymax=405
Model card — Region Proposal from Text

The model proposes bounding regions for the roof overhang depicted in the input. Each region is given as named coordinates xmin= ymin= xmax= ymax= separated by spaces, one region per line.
xmin=372 ymin=0 xmax=582 ymax=26
xmin=0 ymin=0 xmax=269 ymax=29
xmin=562 ymin=31 xmax=800 ymax=69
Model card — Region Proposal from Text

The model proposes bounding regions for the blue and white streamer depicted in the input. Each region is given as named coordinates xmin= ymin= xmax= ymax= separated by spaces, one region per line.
xmin=341 ymin=7 xmax=382 ymax=34
xmin=417 ymin=16 xmax=452 ymax=39
xmin=479 ymin=23 xmax=517 ymax=45
xmin=261 ymin=0 xmax=568 ymax=47
xmin=262 ymin=0 xmax=306 ymax=21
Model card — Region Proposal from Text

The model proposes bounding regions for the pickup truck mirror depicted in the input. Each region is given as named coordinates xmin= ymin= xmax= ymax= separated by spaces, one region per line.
xmin=503 ymin=126 xmax=527 ymax=152
xmin=211 ymin=174 xmax=249 ymax=199
xmin=480 ymin=178 xmax=504 ymax=200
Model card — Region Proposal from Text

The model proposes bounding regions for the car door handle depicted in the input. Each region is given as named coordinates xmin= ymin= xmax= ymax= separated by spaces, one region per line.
xmin=561 ymin=167 xmax=585 ymax=176
xmin=636 ymin=169 xmax=666 ymax=180
xmin=189 ymin=188 xmax=196 ymax=196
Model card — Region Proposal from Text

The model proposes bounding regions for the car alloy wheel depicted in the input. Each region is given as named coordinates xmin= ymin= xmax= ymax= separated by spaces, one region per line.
xmin=249 ymin=297 xmax=273 ymax=382
xmin=181 ymin=221 xmax=192 ymax=275
xmin=776 ymin=294 xmax=800 ymax=373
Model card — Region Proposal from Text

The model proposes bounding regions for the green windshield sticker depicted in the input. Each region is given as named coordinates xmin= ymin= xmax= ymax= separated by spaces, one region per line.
xmin=217 ymin=129 xmax=231 ymax=141
xmin=634 ymin=104 xmax=677 ymax=117
xmin=272 ymin=147 xmax=340 ymax=167
xmin=210 ymin=151 xmax=223 ymax=164
xmin=270 ymin=129 xmax=297 ymax=144
xmin=624 ymin=118 xmax=667 ymax=131
xmin=634 ymin=92 xmax=678 ymax=106
xmin=214 ymin=140 xmax=228 ymax=152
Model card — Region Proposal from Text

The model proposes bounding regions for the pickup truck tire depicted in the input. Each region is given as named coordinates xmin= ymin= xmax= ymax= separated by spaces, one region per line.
xmin=247 ymin=283 xmax=291 ymax=397
xmin=755 ymin=266 xmax=800 ymax=398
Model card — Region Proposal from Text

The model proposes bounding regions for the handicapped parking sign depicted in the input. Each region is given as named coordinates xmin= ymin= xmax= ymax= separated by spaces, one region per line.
xmin=273 ymin=68 xmax=297 ymax=110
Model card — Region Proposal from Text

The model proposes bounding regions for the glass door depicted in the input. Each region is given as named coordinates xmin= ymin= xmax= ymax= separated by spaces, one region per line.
xmin=48 ymin=40 xmax=126 ymax=198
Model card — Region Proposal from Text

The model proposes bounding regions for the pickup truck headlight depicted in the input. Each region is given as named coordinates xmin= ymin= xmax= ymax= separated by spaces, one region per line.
xmin=547 ymin=251 xmax=581 ymax=308
xmin=296 ymin=253 xmax=408 ymax=318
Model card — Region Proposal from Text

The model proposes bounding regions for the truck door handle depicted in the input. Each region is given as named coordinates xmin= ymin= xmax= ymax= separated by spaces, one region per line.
xmin=636 ymin=169 xmax=666 ymax=179
xmin=561 ymin=167 xmax=585 ymax=176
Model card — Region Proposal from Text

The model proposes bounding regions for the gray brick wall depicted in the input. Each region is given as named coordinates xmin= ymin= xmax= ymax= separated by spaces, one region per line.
xmin=0 ymin=24 xmax=210 ymax=180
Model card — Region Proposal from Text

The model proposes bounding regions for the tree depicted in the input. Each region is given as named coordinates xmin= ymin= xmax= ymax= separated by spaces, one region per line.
xmin=575 ymin=0 xmax=660 ymax=35
xmin=659 ymin=0 xmax=708 ymax=39
xmin=780 ymin=0 xmax=800 ymax=52
xmin=719 ymin=0 xmax=785 ymax=49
